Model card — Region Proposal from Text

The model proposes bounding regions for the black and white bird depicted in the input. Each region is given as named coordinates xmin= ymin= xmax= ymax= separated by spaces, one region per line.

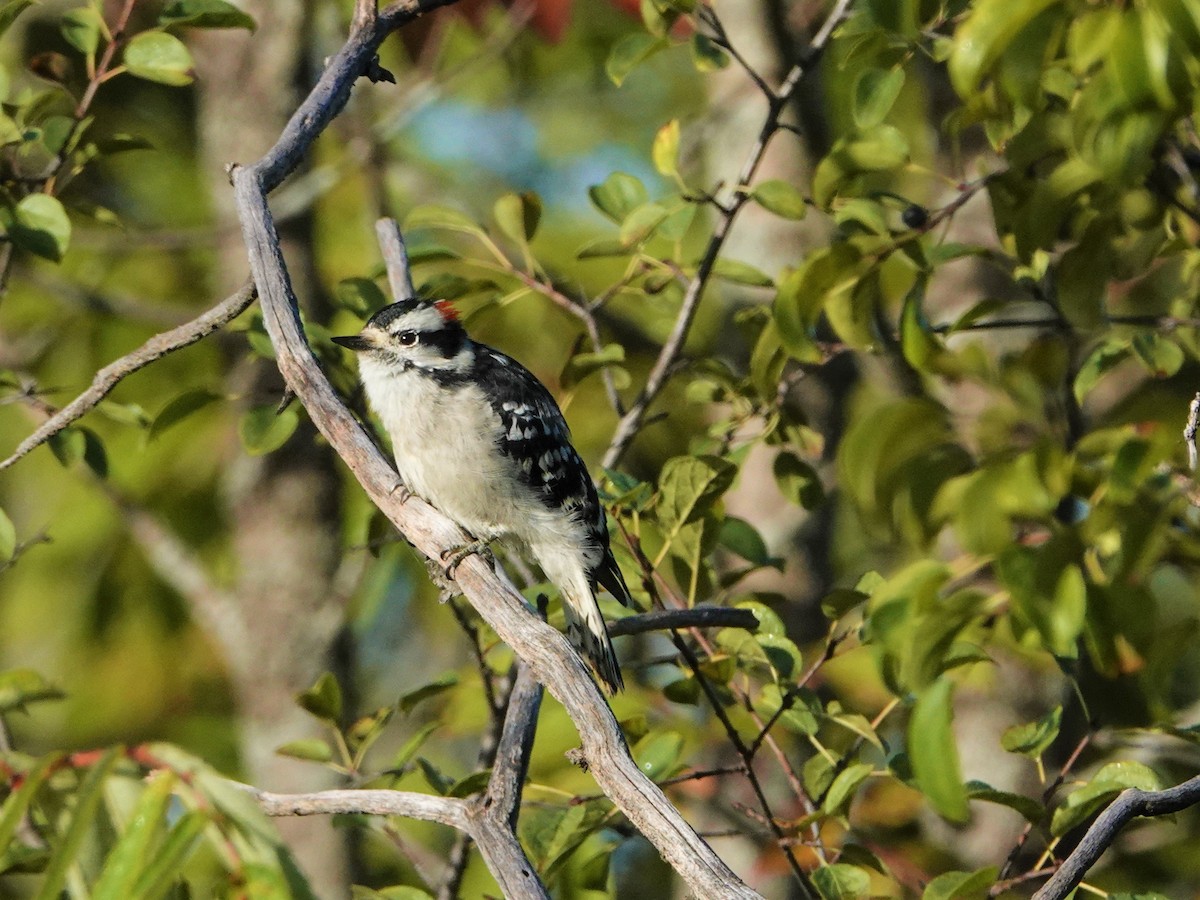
xmin=333 ymin=299 xmax=630 ymax=692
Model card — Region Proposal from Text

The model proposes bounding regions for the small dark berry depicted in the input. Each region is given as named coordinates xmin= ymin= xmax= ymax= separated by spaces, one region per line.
xmin=901 ymin=204 xmax=929 ymax=229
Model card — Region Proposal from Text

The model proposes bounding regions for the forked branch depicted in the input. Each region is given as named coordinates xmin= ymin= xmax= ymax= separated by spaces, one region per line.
xmin=230 ymin=1 xmax=762 ymax=896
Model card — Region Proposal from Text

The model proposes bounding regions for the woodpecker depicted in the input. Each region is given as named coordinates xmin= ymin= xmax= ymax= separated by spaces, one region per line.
xmin=333 ymin=299 xmax=630 ymax=692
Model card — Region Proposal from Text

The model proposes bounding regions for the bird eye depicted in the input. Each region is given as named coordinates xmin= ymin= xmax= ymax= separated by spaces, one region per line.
xmin=397 ymin=331 xmax=418 ymax=346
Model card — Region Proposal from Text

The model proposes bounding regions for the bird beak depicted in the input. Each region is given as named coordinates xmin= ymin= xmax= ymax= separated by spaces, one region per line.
xmin=332 ymin=333 xmax=374 ymax=352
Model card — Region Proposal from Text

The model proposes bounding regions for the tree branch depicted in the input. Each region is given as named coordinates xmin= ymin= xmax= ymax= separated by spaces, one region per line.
xmin=0 ymin=280 xmax=257 ymax=470
xmin=230 ymin=3 xmax=762 ymax=896
xmin=607 ymin=605 xmax=759 ymax=637
xmin=1032 ymin=775 xmax=1200 ymax=900
xmin=601 ymin=0 xmax=852 ymax=468
xmin=244 ymin=784 xmax=468 ymax=828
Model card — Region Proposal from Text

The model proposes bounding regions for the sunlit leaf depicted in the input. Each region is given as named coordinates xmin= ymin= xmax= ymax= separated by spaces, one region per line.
xmin=276 ymin=739 xmax=334 ymax=762
xmin=852 ymin=67 xmax=905 ymax=129
xmin=812 ymin=863 xmax=871 ymax=899
xmin=493 ymin=191 xmax=541 ymax=245
xmin=398 ymin=671 xmax=458 ymax=714
xmin=632 ymin=731 xmax=684 ymax=780
xmin=92 ymin=770 xmax=177 ymax=900
xmin=61 ymin=8 xmax=104 ymax=56
xmin=652 ymin=119 xmax=680 ymax=177
xmin=909 ymin=678 xmax=969 ymax=823
xmin=1001 ymin=705 xmax=1062 ymax=757
xmin=123 ymin=32 xmax=196 ymax=86
xmin=751 ymin=179 xmax=808 ymax=219
xmin=12 ymin=194 xmax=71 ymax=261
xmin=588 ymin=172 xmax=648 ymax=222
xmin=921 ymin=867 xmax=998 ymax=900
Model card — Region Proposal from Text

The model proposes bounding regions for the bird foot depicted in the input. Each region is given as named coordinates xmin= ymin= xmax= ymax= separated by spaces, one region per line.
xmin=440 ymin=539 xmax=494 ymax=578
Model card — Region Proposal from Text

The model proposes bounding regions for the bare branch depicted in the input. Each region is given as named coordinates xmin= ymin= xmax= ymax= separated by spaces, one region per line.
xmin=1032 ymin=775 xmax=1200 ymax=900
xmin=353 ymin=0 xmax=378 ymax=30
xmin=1186 ymin=392 xmax=1200 ymax=471
xmin=602 ymin=0 xmax=852 ymax=468
xmin=376 ymin=217 xmax=417 ymax=302
xmin=608 ymin=606 xmax=759 ymax=637
xmin=243 ymin=784 xmax=468 ymax=828
xmin=0 ymin=281 xmax=257 ymax=471
xmin=230 ymin=3 xmax=762 ymax=896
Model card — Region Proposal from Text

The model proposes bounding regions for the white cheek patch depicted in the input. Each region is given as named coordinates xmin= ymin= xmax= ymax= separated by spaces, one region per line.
xmin=387 ymin=306 xmax=445 ymax=335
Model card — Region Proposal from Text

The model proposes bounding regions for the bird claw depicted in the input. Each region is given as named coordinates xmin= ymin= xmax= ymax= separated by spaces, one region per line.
xmin=440 ymin=539 xmax=493 ymax=577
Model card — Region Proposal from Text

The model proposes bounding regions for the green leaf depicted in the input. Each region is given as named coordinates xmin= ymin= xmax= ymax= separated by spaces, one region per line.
xmin=652 ymin=119 xmax=680 ymax=177
xmin=493 ymin=191 xmax=541 ymax=245
xmin=632 ymin=731 xmax=684 ymax=781
xmin=276 ymin=739 xmax=334 ymax=762
xmin=964 ymin=782 xmax=1043 ymax=822
xmin=0 ymin=753 xmax=59 ymax=856
xmin=656 ymin=455 xmax=737 ymax=539
xmin=0 ymin=507 xmax=14 ymax=564
xmin=11 ymin=194 xmax=71 ymax=261
xmin=822 ymin=763 xmax=874 ymax=816
xmin=335 ymin=277 xmax=387 ymax=315
xmin=711 ymin=258 xmax=774 ymax=287
xmin=773 ymin=452 xmax=824 ymax=509
xmin=1073 ymin=338 xmax=1130 ymax=403
xmin=159 ymin=0 xmax=257 ymax=29
xmin=756 ymin=683 xmax=818 ymax=734
xmin=717 ymin=517 xmax=781 ymax=569
xmin=238 ymin=404 xmax=300 ymax=456
xmin=416 ymin=758 xmax=454 ymax=795
xmin=93 ymin=770 xmax=177 ymax=900
xmin=391 ymin=723 xmax=440 ymax=771
xmin=852 ymin=67 xmax=905 ymax=129
xmin=1050 ymin=762 xmax=1162 ymax=837
xmin=1131 ymin=333 xmax=1184 ymax=378
xmin=812 ymin=863 xmax=872 ymax=899
xmin=619 ymin=201 xmax=668 ymax=246
xmin=149 ymin=389 xmax=223 ymax=440
xmin=62 ymin=8 xmax=104 ymax=56
xmin=909 ymin=678 xmax=969 ymax=823
xmin=447 ymin=769 xmax=492 ymax=799
xmin=34 ymin=747 xmax=122 ymax=900
xmin=921 ymin=867 xmax=998 ymax=900
xmin=948 ymin=0 xmax=1058 ymax=97
xmin=606 ymin=32 xmax=667 ymax=86
xmin=123 ymin=32 xmax=195 ymax=86
xmin=0 ymin=668 xmax=64 ymax=712
xmin=561 ymin=343 xmax=627 ymax=390
xmin=588 ymin=172 xmax=648 ymax=223
xmin=404 ymin=204 xmax=484 ymax=235
xmin=750 ymin=179 xmax=808 ymax=220
xmin=130 ymin=810 xmax=207 ymax=899
xmin=297 ymin=671 xmax=342 ymax=723
xmin=398 ymin=671 xmax=458 ymax=714
xmin=0 ymin=0 xmax=33 ymax=39
xmin=690 ymin=33 xmax=729 ymax=71
xmin=1001 ymin=705 xmax=1062 ymax=757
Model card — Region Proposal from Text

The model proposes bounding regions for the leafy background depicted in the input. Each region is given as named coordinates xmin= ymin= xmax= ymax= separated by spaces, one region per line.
xmin=0 ymin=0 xmax=1200 ymax=897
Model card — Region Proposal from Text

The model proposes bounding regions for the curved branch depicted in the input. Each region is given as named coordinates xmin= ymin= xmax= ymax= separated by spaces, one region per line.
xmin=230 ymin=3 xmax=762 ymax=897
xmin=0 ymin=280 xmax=257 ymax=470
xmin=1032 ymin=775 xmax=1200 ymax=900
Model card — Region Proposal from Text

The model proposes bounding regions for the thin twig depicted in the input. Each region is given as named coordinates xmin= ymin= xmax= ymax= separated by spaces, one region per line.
xmin=376 ymin=217 xmax=417 ymax=302
xmin=602 ymin=0 xmax=853 ymax=468
xmin=607 ymin=606 xmax=759 ymax=637
xmin=0 ymin=281 xmax=257 ymax=470
xmin=1185 ymin=392 xmax=1200 ymax=471
xmin=241 ymin=784 xmax=468 ymax=827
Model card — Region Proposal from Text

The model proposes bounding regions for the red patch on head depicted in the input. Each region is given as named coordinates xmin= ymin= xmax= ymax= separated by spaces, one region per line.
xmin=434 ymin=299 xmax=459 ymax=322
